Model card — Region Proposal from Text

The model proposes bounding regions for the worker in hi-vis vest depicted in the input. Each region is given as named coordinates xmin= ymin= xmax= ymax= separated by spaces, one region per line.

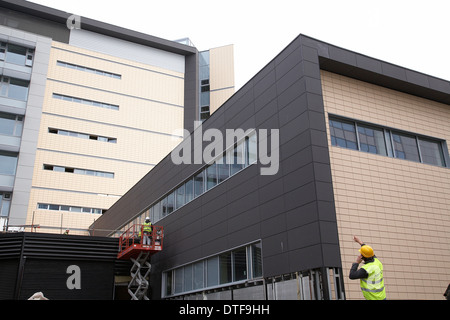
xmin=140 ymin=217 xmax=153 ymax=246
xmin=349 ymin=236 xmax=386 ymax=300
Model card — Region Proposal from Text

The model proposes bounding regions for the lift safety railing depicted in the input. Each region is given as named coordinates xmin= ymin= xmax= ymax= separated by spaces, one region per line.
xmin=117 ymin=224 xmax=163 ymax=260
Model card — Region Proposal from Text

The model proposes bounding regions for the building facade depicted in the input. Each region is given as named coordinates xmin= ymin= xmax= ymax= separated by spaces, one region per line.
xmin=91 ymin=34 xmax=450 ymax=300
xmin=0 ymin=1 xmax=234 ymax=234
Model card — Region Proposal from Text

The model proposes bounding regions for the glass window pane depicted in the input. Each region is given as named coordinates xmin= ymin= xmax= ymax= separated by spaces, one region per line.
xmin=167 ymin=192 xmax=174 ymax=214
xmin=0 ymin=112 xmax=16 ymax=136
xmin=175 ymin=184 xmax=185 ymax=209
xmin=329 ymin=118 xmax=357 ymax=150
xmin=49 ymin=204 xmax=59 ymax=211
xmin=153 ymin=201 xmax=161 ymax=222
xmin=233 ymin=248 xmax=247 ymax=281
xmin=248 ymin=133 xmax=257 ymax=164
xmin=207 ymin=256 xmax=219 ymax=287
xmin=419 ymin=138 xmax=445 ymax=167
xmin=161 ymin=197 xmax=168 ymax=217
xmin=193 ymin=261 xmax=204 ymax=290
xmin=6 ymin=44 xmax=27 ymax=65
xmin=219 ymin=252 xmax=232 ymax=284
xmin=217 ymin=154 xmax=230 ymax=183
xmin=0 ymin=152 xmax=17 ymax=175
xmin=357 ymin=125 xmax=387 ymax=156
xmin=174 ymin=268 xmax=183 ymax=294
xmin=206 ymin=163 xmax=217 ymax=190
xmin=194 ymin=171 xmax=204 ymax=197
xmin=8 ymin=78 xmax=29 ymax=101
xmin=165 ymin=271 xmax=173 ymax=296
xmin=185 ymin=179 xmax=194 ymax=203
xmin=184 ymin=264 xmax=193 ymax=292
xmin=1 ymin=197 xmax=10 ymax=217
xmin=392 ymin=132 xmax=420 ymax=162
xmin=230 ymin=142 xmax=244 ymax=175
xmin=251 ymin=243 xmax=263 ymax=278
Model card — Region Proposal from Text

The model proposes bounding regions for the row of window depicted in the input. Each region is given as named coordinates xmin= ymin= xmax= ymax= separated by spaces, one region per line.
xmin=0 ymin=42 xmax=34 ymax=67
xmin=52 ymin=93 xmax=119 ymax=111
xmin=163 ymin=242 xmax=262 ymax=297
xmin=48 ymin=128 xmax=117 ymax=143
xmin=117 ymin=133 xmax=257 ymax=235
xmin=0 ymin=111 xmax=23 ymax=137
xmin=43 ymin=164 xmax=114 ymax=178
xmin=37 ymin=203 xmax=104 ymax=214
xmin=0 ymin=76 xmax=29 ymax=101
xmin=56 ymin=61 xmax=121 ymax=79
xmin=329 ymin=116 xmax=448 ymax=167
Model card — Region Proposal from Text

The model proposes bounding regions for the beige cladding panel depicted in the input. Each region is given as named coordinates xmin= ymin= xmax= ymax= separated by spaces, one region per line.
xmin=209 ymin=44 xmax=234 ymax=91
xmin=27 ymin=42 xmax=186 ymax=235
xmin=37 ymin=114 xmax=182 ymax=165
xmin=210 ymin=87 xmax=234 ymax=114
xmin=321 ymin=71 xmax=450 ymax=300
xmin=49 ymin=42 xmax=184 ymax=106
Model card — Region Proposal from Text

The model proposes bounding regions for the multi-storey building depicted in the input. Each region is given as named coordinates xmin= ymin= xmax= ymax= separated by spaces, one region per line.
xmin=91 ymin=34 xmax=450 ymax=300
xmin=0 ymin=0 xmax=234 ymax=234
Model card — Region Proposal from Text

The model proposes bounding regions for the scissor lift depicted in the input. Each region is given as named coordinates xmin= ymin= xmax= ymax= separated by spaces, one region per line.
xmin=117 ymin=224 xmax=163 ymax=300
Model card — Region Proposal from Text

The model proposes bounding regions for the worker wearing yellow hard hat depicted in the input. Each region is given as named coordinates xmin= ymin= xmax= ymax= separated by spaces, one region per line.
xmin=349 ymin=236 xmax=386 ymax=300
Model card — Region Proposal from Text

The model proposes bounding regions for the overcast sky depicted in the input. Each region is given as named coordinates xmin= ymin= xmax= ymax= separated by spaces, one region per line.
xmin=29 ymin=0 xmax=450 ymax=90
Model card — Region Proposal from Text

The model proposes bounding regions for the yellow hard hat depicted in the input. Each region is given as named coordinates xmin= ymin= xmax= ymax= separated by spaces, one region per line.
xmin=359 ymin=245 xmax=374 ymax=258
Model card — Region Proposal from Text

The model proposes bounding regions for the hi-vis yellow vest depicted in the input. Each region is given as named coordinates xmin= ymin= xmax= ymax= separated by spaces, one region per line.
xmin=360 ymin=258 xmax=386 ymax=300
xmin=140 ymin=222 xmax=152 ymax=235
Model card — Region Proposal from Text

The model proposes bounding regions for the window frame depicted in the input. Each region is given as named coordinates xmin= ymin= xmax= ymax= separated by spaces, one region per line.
xmin=328 ymin=114 xmax=449 ymax=168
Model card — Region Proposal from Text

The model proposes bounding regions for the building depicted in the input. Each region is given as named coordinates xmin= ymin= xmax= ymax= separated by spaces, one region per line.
xmin=91 ymin=34 xmax=450 ymax=300
xmin=0 ymin=0 xmax=234 ymax=234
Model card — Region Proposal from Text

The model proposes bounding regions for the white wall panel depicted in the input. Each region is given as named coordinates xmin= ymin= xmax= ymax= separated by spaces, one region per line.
xmin=69 ymin=29 xmax=185 ymax=73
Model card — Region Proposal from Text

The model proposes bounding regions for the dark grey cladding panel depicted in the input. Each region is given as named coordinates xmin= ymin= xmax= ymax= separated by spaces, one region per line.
xmin=300 ymin=34 xmax=450 ymax=105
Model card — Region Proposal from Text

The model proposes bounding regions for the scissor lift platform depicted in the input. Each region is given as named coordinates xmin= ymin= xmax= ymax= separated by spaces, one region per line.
xmin=117 ymin=224 xmax=163 ymax=300
xmin=117 ymin=224 xmax=163 ymax=260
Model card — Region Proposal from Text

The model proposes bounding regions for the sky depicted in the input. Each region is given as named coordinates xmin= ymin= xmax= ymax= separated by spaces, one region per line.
xmin=29 ymin=0 xmax=450 ymax=90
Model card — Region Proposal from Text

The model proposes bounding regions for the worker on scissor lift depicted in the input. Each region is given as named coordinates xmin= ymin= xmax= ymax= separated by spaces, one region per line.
xmin=140 ymin=217 xmax=153 ymax=246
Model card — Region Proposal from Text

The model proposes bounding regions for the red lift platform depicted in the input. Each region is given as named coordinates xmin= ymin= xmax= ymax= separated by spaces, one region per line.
xmin=117 ymin=224 xmax=163 ymax=300
xmin=117 ymin=224 xmax=163 ymax=260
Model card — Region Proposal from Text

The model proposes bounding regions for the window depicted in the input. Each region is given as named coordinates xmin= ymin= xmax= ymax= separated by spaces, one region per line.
xmin=329 ymin=118 xmax=358 ymax=150
xmin=0 ymin=76 xmax=29 ymax=101
xmin=56 ymin=61 xmax=121 ymax=79
xmin=53 ymin=93 xmax=119 ymax=110
xmin=2 ymin=43 xmax=33 ymax=66
xmin=357 ymin=124 xmax=387 ymax=156
xmin=217 ymin=153 xmax=230 ymax=183
xmin=37 ymin=203 xmax=104 ymax=214
xmin=0 ymin=112 xmax=23 ymax=137
xmin=166 ymin=192 xmax=174 ymax=215
xmin=206 ymin=163 xmax=217 ymax=190
xmin=175 ymin=184 xmax=185 ymax=209
xmin=43 ymin=164 xmax=114 ymax=178
xmin=419 ymin=138 xmax=446 ymax=167
xmin=0 ymin=151 xmax=18 ymax=175
xmin=0 ymin=192 xmax=12 ymax=218
xmin=230 ymin=142 xmax=244 ymax=175
xmin=392 ymin=132 xmax=420 ymax=162
xmin=194 ymin=171 xmax=204 ymax=197
xmin=48 ymin=128 xmax=117 ymax=143
xmin=163 ymin=242 xmax=262 ymax=297
xmin=185 ymin=179 xmax=194 ymax=203
xmin=329 ymin=116 xmax=448 ymax=167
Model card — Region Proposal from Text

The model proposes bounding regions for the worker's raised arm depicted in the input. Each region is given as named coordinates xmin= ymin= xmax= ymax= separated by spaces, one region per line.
xmin=353 ymin=235 xmax=364 ymax=246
